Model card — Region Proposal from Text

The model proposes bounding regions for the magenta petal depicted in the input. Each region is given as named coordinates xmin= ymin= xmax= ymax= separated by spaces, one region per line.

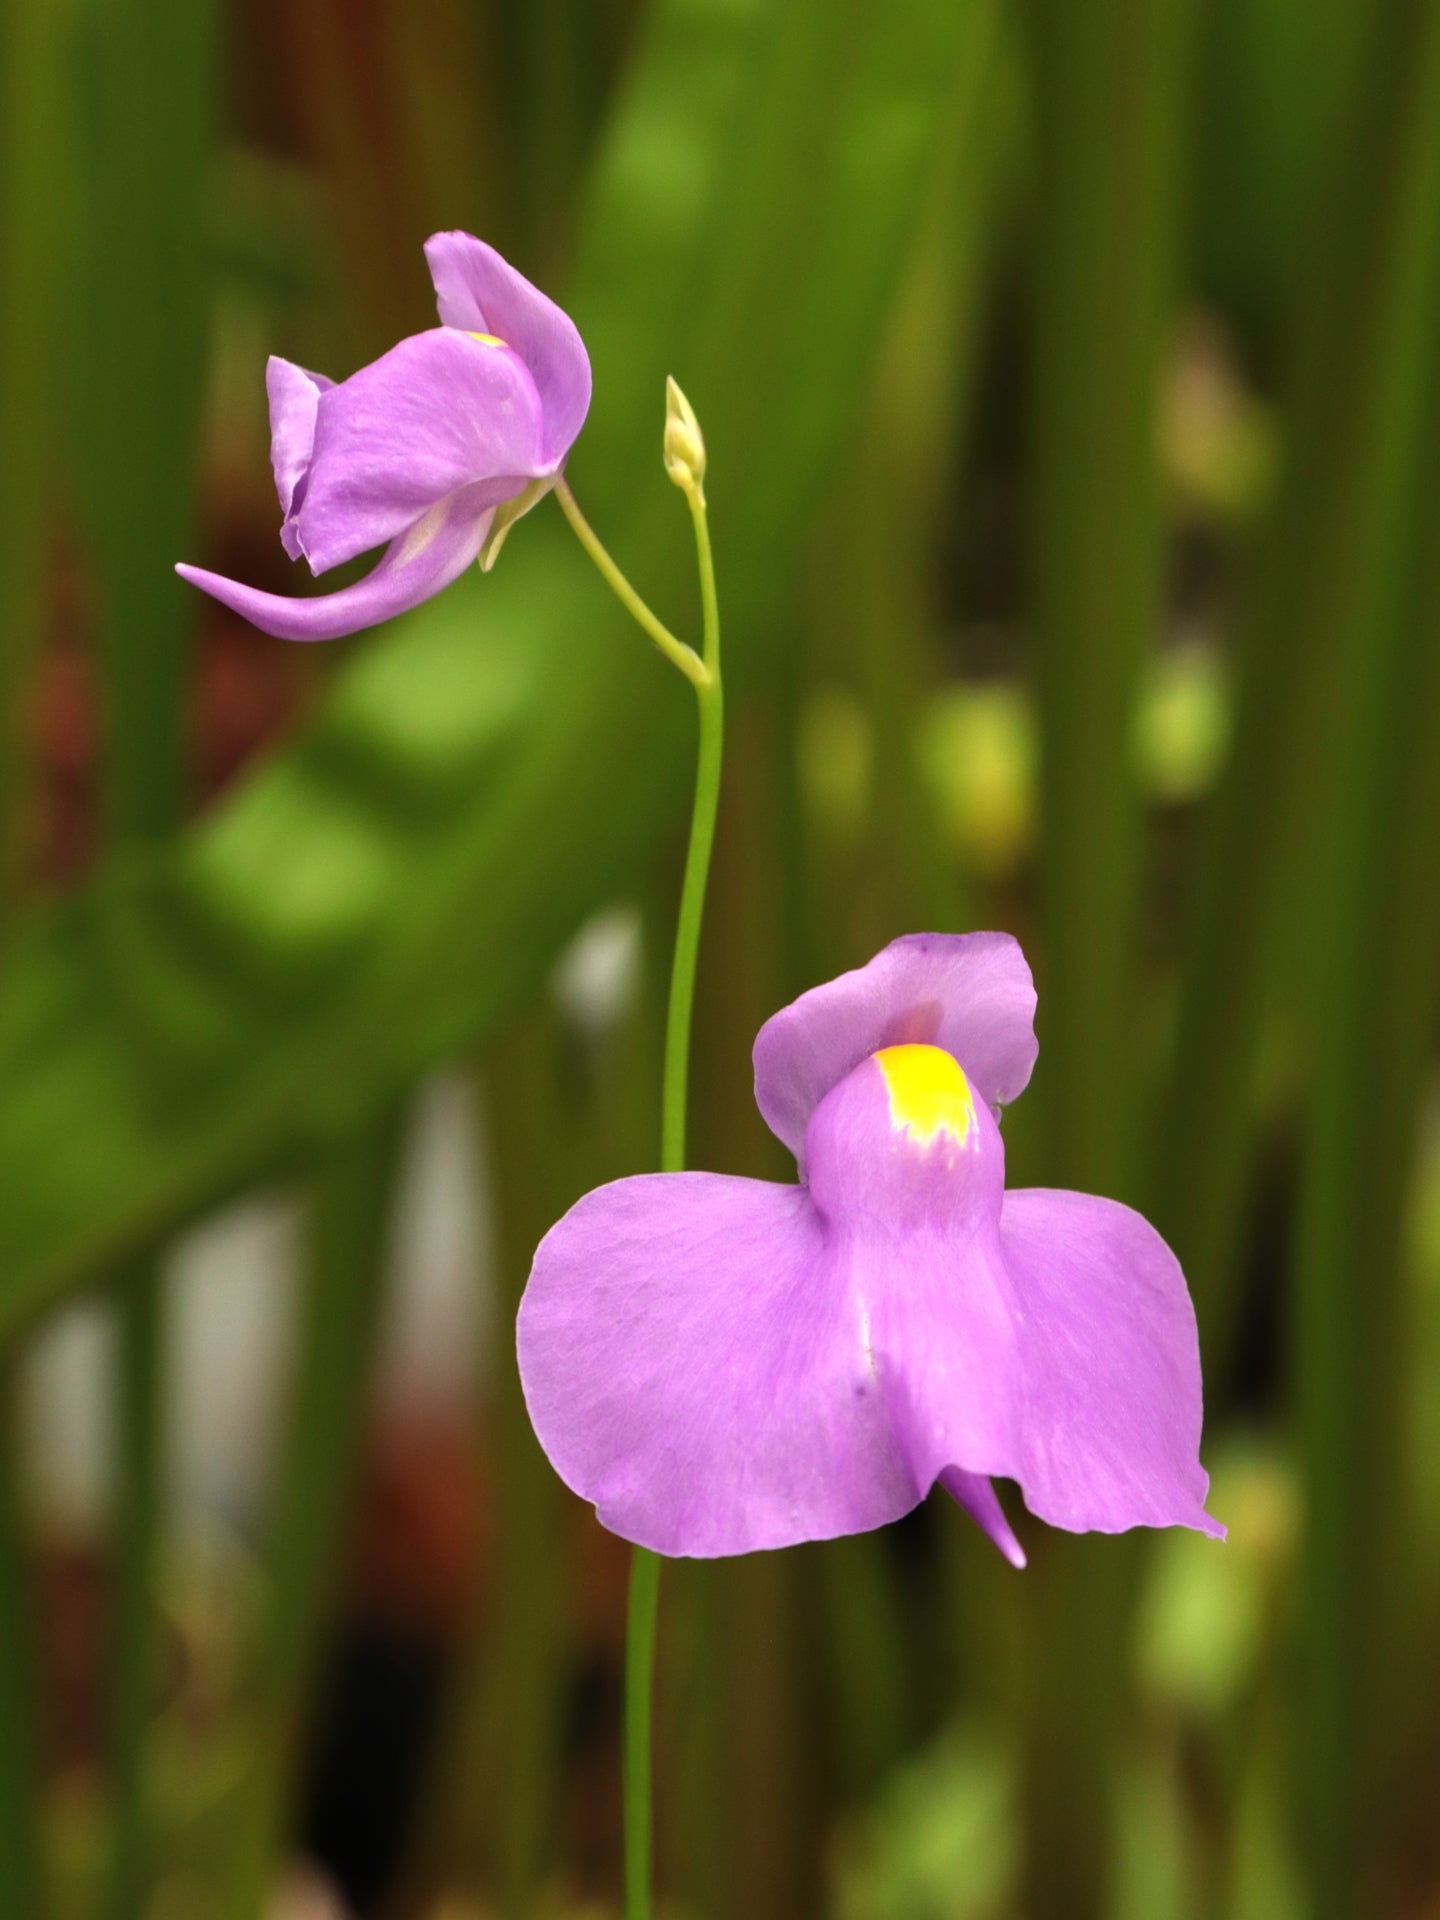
xmin=292 ymin=329 xmax=546 ymax=573
xmin=517 ymin=1173 xmax=920 ymax=1557
xmin=753 ymin=933 xmax=1039 ymax=1166
xmin=424 ymin=230 xmax=592 ymax=466
xmin=999 ymin=1190 xmax=1224 ymax=1539
xmin=175 ymin=485 xmax=496 ymax=642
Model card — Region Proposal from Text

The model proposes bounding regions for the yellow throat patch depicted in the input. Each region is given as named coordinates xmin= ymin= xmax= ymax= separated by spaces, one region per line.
xmin=873 ymin=1044 xmax=975 ymax=1147
xmin=467 ymin=332 xmax=507 ymax=348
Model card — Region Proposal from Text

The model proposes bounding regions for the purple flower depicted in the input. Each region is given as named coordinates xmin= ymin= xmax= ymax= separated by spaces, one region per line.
xmin=518 ymin=933 xmax=1223 ymax=1566
xmin=176 ymin=233 xmax=591 ymax=641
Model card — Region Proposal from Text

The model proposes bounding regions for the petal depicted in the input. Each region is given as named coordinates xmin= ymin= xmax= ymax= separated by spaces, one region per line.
xmin=176 ymin=484 xmax=496 ymax=642
xmin=753 ymin=933 xmax=1039 ymax=1167
xmin=517 ymin=1173 xmax=920 ymax=1557
xmin=295 ymin=329 xmax=546 ymax=574
xmin=997 ymin=1189 xmax=1223 ymax=1539
xmin=805 ymin=1055 xmax=1030 ymax=1564
xmin=424 ymin=231 xmax=591 ymax=466
xmin=266 ymin=357 xmax=334 ymax=558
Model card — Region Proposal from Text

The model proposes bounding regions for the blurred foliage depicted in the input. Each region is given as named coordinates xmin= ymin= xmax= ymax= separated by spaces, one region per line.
xmin=0 ymin=0 xmax=1438 ymax=1916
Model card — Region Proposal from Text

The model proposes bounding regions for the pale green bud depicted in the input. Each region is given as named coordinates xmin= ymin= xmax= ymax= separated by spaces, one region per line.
xmin=663 ymin=375 xmax=706 ymax=502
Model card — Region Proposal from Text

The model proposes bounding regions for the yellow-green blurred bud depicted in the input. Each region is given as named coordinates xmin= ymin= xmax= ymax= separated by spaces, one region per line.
xmin=663 ymin=375 xmax=706 ymax=502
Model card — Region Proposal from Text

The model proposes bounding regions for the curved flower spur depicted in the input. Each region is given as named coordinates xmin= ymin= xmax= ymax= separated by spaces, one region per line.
xmin=177 ymin=233 xmax=591 ymax=640
xmin=518 ymin=933 xmax=1224 ymax=1567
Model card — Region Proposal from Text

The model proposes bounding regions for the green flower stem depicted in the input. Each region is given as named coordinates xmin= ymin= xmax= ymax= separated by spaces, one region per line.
xmin=623 ymin=1549 xmax=664 ymax=1920
xmin=553 ymin=477 xmax=710 ymax=689
xmin=566 ymin=473 xmax=722 ymax=1920
xmin=659 ymin=491 xmax=723 ymax=1176
xmin=631 ymin=486 xmax=721 ymax=1920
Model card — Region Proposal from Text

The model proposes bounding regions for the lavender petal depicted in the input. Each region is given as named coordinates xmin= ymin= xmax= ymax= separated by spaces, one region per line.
xmin=424 ymin=230 xmax=592 ymax=466
xmin=753 ymin=932 xmax=1040 ymax=1168
xmin=175 ymin=485 xmax=497 ymax=642
xmin=293 ymin=329 xmax=546 ymax=574
xmin=998 ymin=1188 xmax=1225 ymax=1539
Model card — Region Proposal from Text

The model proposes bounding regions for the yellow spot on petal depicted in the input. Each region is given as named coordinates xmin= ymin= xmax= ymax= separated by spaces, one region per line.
xmin=467 ymin=332 xmax=507 ymax=348
xmin=873 ymin=1044 xmax=975 ymax=1147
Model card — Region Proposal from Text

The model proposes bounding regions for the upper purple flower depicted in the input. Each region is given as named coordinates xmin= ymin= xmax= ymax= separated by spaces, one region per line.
xmin=518 ymin=933 xmax=1223 ymax=1566
xmin=176 ymin=233 xmax=591 ymax=641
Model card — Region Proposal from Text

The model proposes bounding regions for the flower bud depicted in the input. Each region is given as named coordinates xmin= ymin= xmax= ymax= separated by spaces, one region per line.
xmin=663 ymin=375 xmax=706 ymax=501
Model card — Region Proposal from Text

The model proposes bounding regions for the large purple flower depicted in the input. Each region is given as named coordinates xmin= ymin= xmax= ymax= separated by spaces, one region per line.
xmin=176 ymin=233 xmax=591 ymax=640
xmin=518 ymin=933 xmax=1223 ymax=1566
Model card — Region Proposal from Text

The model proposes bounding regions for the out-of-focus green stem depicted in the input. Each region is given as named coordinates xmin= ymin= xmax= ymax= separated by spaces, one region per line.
xmin=850 ymin=0 xmax=1006 ymax=947
xmin=0 ymin=0 xmax=63 ymax=912
xmin=1029 ymin=0 xmax=1199 ymax=1203
xmin=81 ymin=3 xmax=216 ymax=1906
xmin=1294 ymin=19 xmax=1440 ymax=1914
xmin=474 ymin=1033 xmax=569 ymax=1913
xmin=108 ymin=1269 xmax=165 ymax=1920
xmin=1023 ymin=2 xmax=1200 ymax=1915
xmin=0 ymin=1 xmax=66 ymax=1895
xmin=616 ymin=478 xmax=723 ymax=1920
xmin=1157 ymin=4 xmax=1440 ymax=1374
xmin=226 ymin=1115 xmax=401 ymax=1919
xmin=0 ymin=1369 xmax=38 ymax=1920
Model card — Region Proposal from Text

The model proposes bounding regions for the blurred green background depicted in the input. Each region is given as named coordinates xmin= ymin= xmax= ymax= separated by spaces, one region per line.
xmin=2 ymin=0 xmax=1439 ymax=1915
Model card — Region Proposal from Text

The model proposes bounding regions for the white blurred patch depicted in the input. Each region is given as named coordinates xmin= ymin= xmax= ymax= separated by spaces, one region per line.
xmin=551 ymin=902 xmax=643 ymax=1044
xmin=22 ymin=1299 xmax=113 ymax=1531
xmin=378 ymin=1068 xmax=489 ymax=1412
xmin=167 ymin=1197 xmax=302 ymax=1523
xmin=21 ymin=1069 xmax=494 ymax=1535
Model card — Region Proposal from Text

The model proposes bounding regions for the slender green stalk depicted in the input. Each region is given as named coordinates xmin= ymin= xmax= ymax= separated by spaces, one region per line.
xmin=226 ymin=1115 xmax=401 ymax=1919
xmin=628 ymin=485 xmax=721 ymax=1920
xmin=659 ymin=495 xmax=724 ymax=1173
xmin=553 ymin=477 xmax=710 ymax=689
xmin=561 ymin=470 xmax=721 ymax=1919
xmin=624 ymin=1548 xmax=665 ymax=1920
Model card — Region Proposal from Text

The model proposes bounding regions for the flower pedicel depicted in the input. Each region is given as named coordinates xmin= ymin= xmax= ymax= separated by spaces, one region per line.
xmin=519 ymin=932 xmax=1224 ymax=1566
